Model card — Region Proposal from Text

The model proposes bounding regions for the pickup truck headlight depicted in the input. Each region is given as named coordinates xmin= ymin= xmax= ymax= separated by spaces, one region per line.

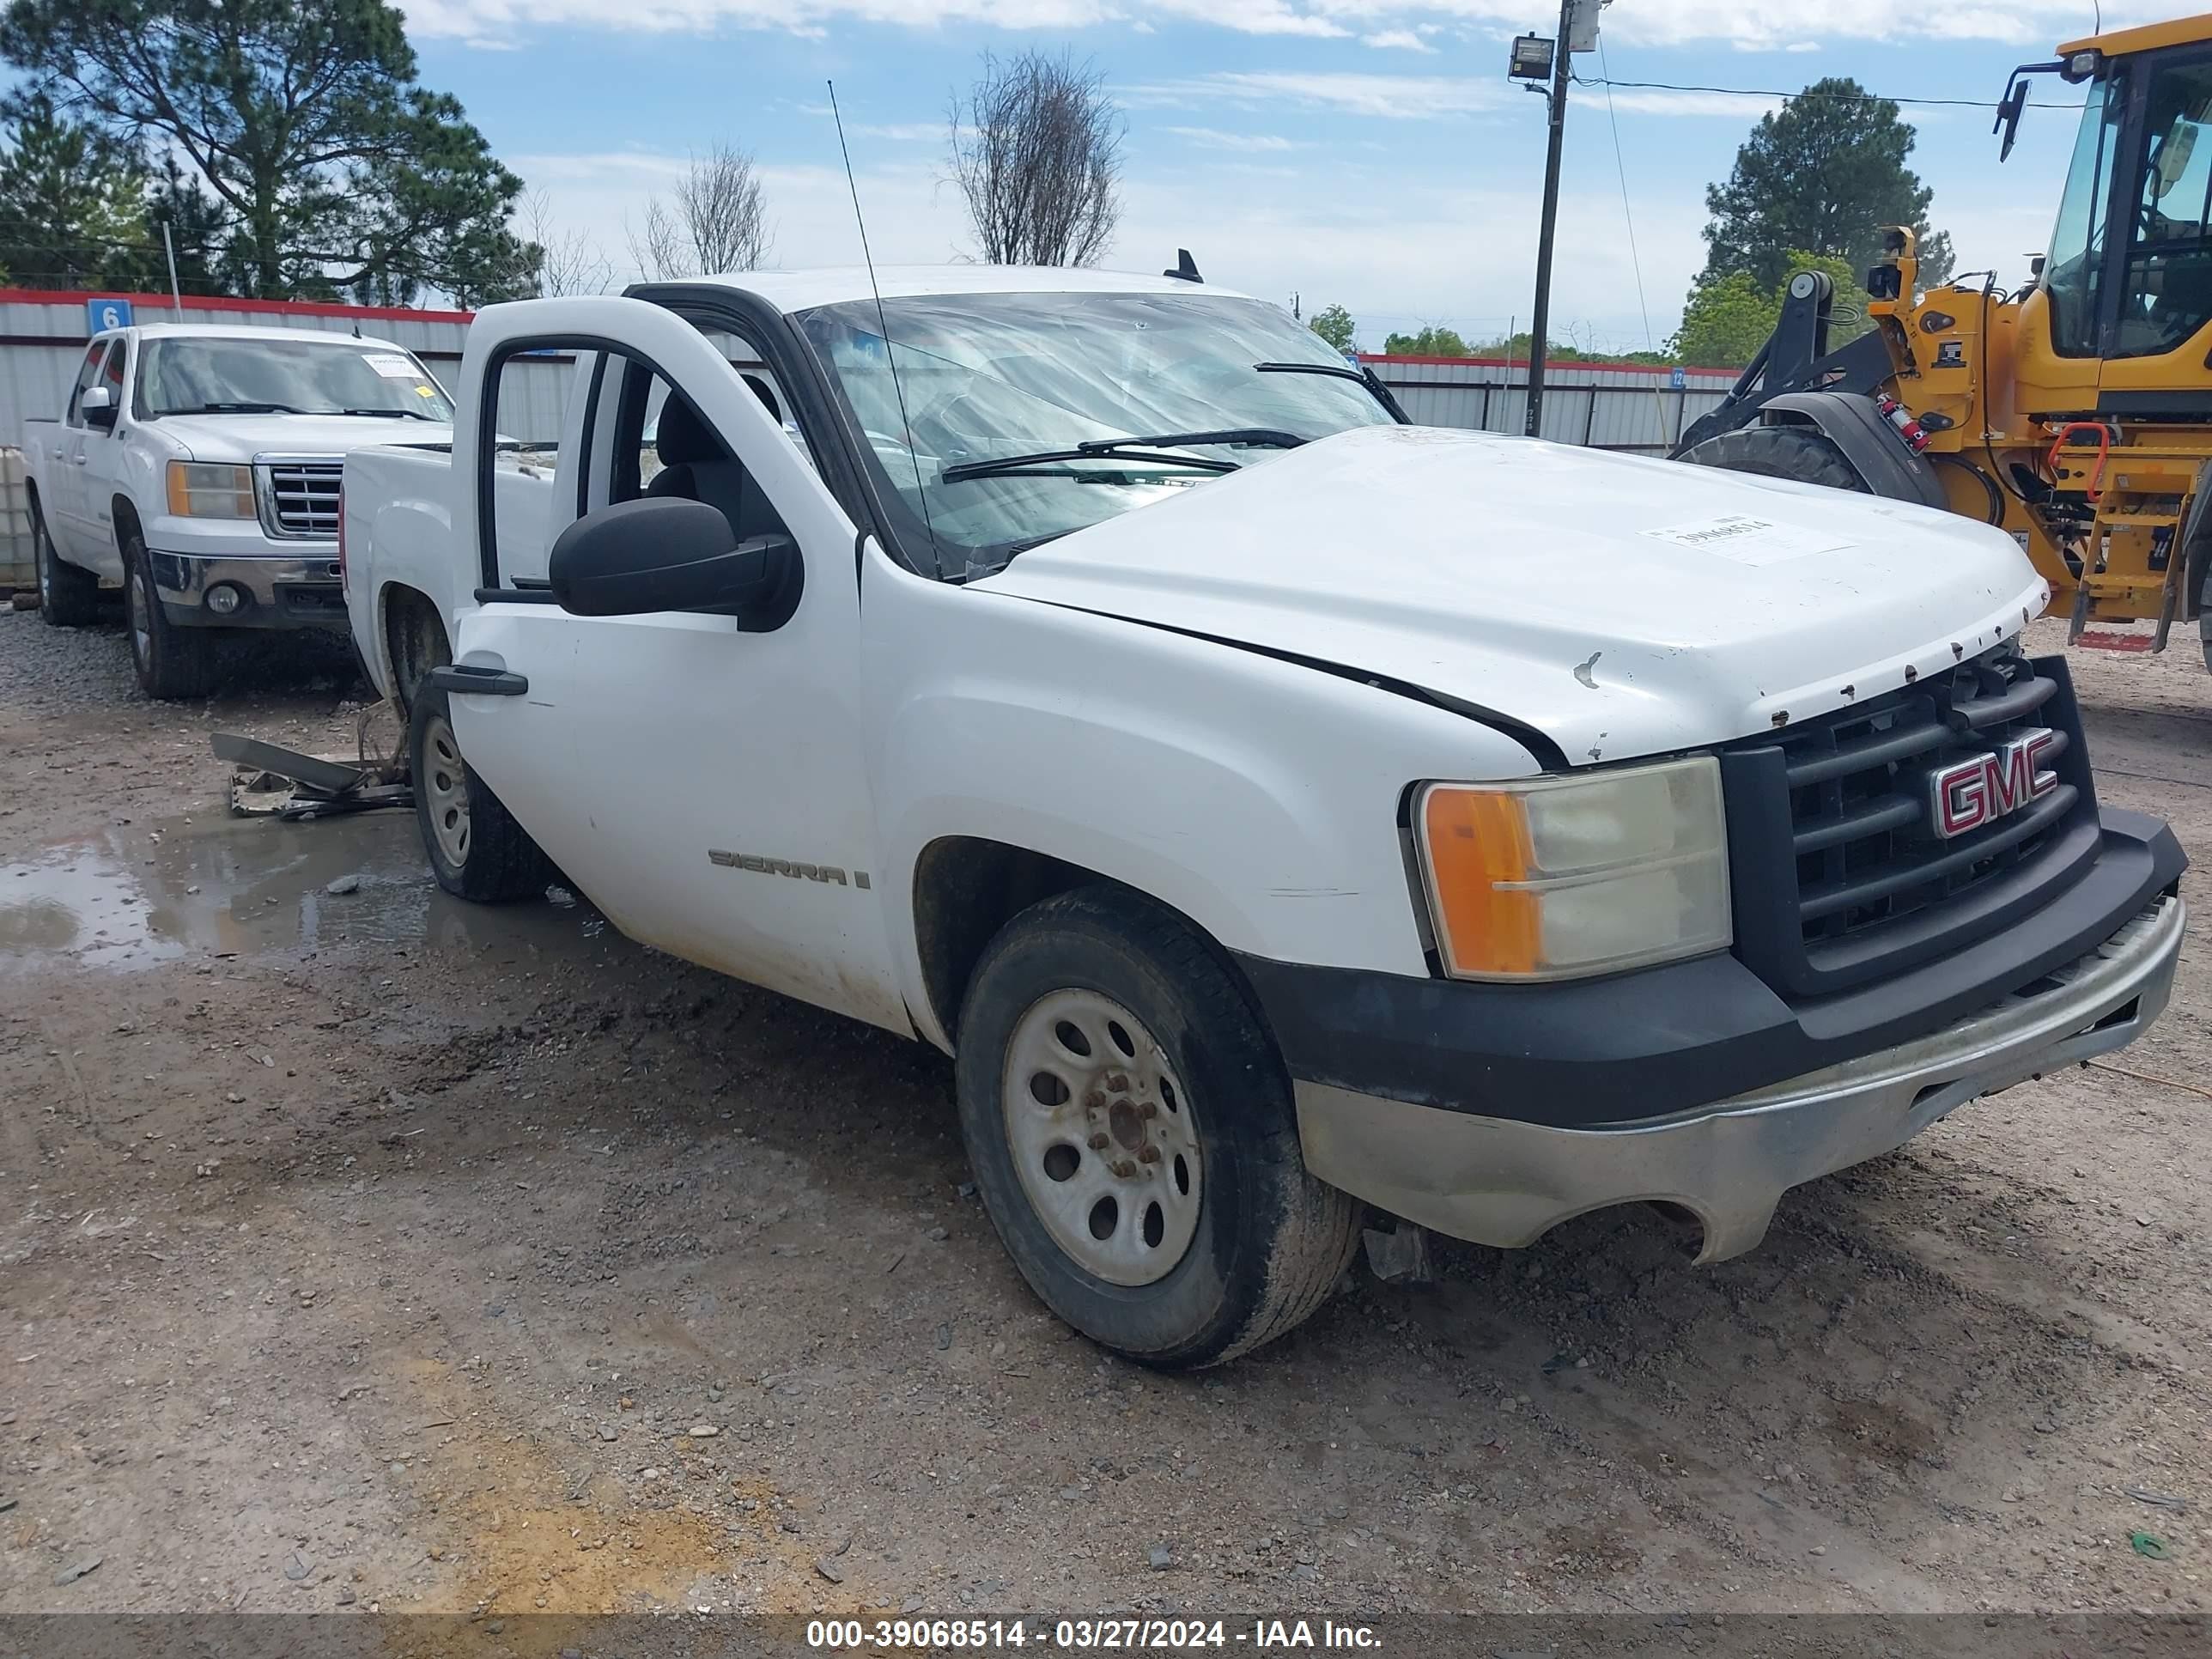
xmin=1414 ymin=757 xmax=1730 ymax=981
xmin=167 ymin=461 xmax=256 ymax=520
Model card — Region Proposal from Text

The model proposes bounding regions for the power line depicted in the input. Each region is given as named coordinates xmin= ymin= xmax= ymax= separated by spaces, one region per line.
xmin=1571 ymin=74 xmax=2081 ymax=112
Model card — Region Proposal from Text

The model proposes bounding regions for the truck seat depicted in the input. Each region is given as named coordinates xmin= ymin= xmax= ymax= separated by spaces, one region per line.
xmin=645 ymin=396 xmax=784 ymax=543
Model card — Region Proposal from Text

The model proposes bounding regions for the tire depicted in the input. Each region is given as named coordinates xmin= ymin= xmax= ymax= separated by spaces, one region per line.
xmin=2197 ymin=547 xmax=2212 ymax=676
xmin=408 ymin=683 xmax=552 ymax=903
xmin=955 ymin=886 xmax=1361 ymax=1370
xmin=124 ymin=534 xmax=211 ymax=700
xmin=32 ymin=495 xmax=100 ymax=627
xmin=1678 ymin=423 xmax=1870 ymax=493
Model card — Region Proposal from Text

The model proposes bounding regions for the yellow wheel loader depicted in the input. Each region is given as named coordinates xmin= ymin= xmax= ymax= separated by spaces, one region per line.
xmin=1674 ymin=15 xmax=2212 ymax=672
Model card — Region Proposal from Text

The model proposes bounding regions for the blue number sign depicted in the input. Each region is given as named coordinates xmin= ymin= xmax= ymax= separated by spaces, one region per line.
xmin=88 ymin=297 xmax=134 ymax=334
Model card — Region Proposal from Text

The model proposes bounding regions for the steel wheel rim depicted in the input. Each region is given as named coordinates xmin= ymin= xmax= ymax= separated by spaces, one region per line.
xmin=422 ymin=712 xmax=471 ymax=867
xmin=1000 ymin=988 xmax=1203 ymax=1287
xmin=128 ymin=567 xmax=150 ymax=665
xmin=35 ymin=520 xmax=52 ymax=605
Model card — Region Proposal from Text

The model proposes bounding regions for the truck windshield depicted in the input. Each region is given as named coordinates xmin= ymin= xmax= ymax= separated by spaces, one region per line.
xmin=137 ymin=337 xmax=455 ymax=421
xmin=794 ymin=290 xmax=1390 ymax=573
xmin=2045 ymin=73 xmax=2121 ymax=357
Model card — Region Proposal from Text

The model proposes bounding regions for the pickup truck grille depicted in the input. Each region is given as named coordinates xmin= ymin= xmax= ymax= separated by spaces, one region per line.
xmin=258 ymin=459 xmax=343 ymax=540
xmin=1720 ymin=646 xmax=2102 ymax=998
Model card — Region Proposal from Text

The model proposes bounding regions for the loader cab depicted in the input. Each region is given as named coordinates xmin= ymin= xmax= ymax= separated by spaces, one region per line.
xmin=2014 ymin=21 xmax=2212 ymax=416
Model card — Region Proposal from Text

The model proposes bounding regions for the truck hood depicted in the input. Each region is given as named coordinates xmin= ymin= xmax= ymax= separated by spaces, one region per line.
xmin=978 ymin=424 xmax=2049 ymax=765
xmin=155 ymin=412 xmax=453 ymax=461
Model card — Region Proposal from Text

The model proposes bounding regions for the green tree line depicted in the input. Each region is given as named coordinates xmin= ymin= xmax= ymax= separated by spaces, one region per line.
xmin=0 ymin=0 xmax=538 ymax=304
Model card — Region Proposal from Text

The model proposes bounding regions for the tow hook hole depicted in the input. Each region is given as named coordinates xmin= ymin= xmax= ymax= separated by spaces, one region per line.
xmin=1087 ymin=1197 xmax=1118 ymax=1240
xmin=1029 ymin=1071 xmax=1070 ymax=1107
xmin=1042 ymin=1143 xmax=1079 ymax=1182
xmin=1055 ymin=1021 xmax=1091 ymax=1058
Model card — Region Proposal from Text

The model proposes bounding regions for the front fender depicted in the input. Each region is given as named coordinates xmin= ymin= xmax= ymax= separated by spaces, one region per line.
xmin=864 ymin=561 xmax=1546 ymax=1048
xmin=1762 ymin=391 xmax=1948 ymax=511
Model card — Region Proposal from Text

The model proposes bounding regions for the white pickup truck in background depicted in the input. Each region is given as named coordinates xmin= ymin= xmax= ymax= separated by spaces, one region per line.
xmin=21 ymin=322 xmax=453 ymax=698
xmin=342 ymin=270 xmax=2186 ymax=1368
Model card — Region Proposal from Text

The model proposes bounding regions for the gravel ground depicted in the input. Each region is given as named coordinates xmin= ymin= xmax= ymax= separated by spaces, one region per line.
xmin=3 ymin=604 xmax=2210 ymax=1621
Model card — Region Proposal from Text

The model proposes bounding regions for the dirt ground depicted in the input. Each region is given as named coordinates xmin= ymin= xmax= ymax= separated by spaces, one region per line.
xmin=3 ymin=604 xmax=2209 ymax=1623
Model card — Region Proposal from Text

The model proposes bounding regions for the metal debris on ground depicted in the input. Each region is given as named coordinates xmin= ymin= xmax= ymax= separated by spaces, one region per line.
xmin=1361 ymin=1223 xmax=1433 ymax=1285
xmin=215 ymin=702 xmax=411 ymax=820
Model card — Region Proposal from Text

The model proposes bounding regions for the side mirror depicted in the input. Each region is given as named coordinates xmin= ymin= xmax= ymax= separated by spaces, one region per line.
xmin=81 ymin=385 xmax=118 ymax=430
xmin=548 ymin=496 xmax=799 ymax=623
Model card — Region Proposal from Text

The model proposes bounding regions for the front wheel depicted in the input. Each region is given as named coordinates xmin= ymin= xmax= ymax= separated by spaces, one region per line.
xmin=408 ymin=684 xmax=552 ymax=902
xmin=125 ymin=536 xmax=210 ymax=700
xmin=956 ymin=888 xmax=1361 ymax=1369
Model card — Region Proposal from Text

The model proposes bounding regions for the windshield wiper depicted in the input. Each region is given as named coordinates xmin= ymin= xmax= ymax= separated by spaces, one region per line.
xmin=1255 ymin=361 xmax=1405 ymax=419
xmin=1255 ymin=361 xmax=1369 ymax=384
xmin=940 ymin=428 xmax=1306 ymax=485
xmin=341 ymin=407 xmax=435 ymax=420
xmin=166 ymin=401 xmax=305 ymax=415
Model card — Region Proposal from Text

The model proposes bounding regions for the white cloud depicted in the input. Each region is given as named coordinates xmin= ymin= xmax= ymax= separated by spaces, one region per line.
xmin=1584 ymin=88 xmax=1785 ymax=118
xmin=1161 ymin=126 xmax=1305 ymax=151
xmin=410 ymin=0 xmax=2185 ymax=49
xmin=1361 ymin=27 xmax=1433 ymax=52
xmin=1127 ymin=70 xmax=1506 ymax=118
xmin=854 ymin=122 xmax=945 ymax=143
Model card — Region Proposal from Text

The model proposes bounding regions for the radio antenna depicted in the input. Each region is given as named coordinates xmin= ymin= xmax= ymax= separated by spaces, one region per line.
xmin=828 ymin=80 xmax=942 ymax=576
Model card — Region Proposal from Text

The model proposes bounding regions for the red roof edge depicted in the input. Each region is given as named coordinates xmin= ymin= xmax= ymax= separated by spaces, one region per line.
xmin=0 ymin=286 xmax=477 ymax=326
xmin=1358 ymin=351 xmax=1739 ymax=377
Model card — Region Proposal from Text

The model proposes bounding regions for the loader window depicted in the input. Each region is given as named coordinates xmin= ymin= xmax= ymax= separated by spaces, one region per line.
xmin=2045 ymin=74 xmax=2121 ymax=358
xmin=2114 ymin=54 xmax=2212 ymax=357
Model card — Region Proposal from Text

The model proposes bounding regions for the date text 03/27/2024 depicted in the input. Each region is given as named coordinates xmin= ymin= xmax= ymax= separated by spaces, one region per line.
xmin=805 ymin=1620 xmax=1382 ymax=1650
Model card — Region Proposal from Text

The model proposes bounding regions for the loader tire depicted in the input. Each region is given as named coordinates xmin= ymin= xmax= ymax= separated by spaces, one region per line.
xmin=1678 ymin=424 xmax=1869 ymax=494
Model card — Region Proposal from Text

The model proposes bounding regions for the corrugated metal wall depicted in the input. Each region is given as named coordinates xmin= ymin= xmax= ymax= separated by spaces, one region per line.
xmin=1359 ymin=356 xmax=1738 ymax=453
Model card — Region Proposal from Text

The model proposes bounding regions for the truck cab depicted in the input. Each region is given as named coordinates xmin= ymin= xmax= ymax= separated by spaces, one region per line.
xmin=343 ymin=271 xmax=2185 ymax=1368
xmin=23 ymin=323 xmax=453 ymax=697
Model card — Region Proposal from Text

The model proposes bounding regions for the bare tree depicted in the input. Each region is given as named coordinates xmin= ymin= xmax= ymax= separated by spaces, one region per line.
xmin=520 ymin=191 xmax=613 ymax=296
xmin=948 ymin=50 xmax=1122 ymax=267
xmin=626 ymin=144 xmax=772 ymax=280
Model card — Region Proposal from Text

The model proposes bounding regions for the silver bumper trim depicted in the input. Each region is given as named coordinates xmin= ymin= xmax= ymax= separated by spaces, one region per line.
xmin=149 ymin=550 xmax=345 ymax=629
xmin=1296 ymin=896 xmax=2185 ymax=1264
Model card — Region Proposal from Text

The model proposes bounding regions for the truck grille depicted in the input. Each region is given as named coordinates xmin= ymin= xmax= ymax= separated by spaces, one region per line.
xmin=1721 ymin=647 xmax=2102 ymax=998
xmin=258 ymin=459 xmax=343 ymax=539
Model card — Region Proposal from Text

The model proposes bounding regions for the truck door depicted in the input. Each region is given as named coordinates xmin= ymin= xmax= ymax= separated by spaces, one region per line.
xmin=52 ymin=339 xmax=117 ymax=570
xmin=76 ymin=333 xmax=132 ymax=567
xmin=447 ymin=296 xmax=910 ymax=1036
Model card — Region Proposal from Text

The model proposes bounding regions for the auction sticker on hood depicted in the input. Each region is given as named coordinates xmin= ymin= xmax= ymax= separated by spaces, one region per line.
xmin=1639 ymin=513 xmax=1854 ymax=565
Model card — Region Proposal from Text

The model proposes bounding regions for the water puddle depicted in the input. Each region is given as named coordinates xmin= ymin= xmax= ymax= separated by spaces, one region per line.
xmin=0 ymin=807 xmax=608 ymax=974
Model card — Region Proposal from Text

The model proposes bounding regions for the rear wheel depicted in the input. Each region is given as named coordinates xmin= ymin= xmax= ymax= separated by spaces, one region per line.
xmin=125 ymin=535 xmax=211 ymax=700
xmin=409 ymin=684 xmax=552 ymax=902
xmin=955 ymin=887 xmax=1361 ymax=1369
xmin=1678 ymin=423 xmax=1869 ymax=493
xmin=32 ymin=496 xmax=100 ymax=627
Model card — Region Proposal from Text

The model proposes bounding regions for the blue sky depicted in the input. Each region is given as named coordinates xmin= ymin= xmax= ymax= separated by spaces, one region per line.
xmin=403 ymin=0 xmax=2154 ymax=351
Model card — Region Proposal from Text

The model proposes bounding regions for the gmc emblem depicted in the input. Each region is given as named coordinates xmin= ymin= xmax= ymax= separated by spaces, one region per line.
xmin=1927 ymin=727 xmax=2059 ymax=839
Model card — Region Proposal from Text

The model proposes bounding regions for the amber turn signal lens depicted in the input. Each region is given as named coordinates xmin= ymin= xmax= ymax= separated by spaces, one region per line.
xmin=1419 ymin=787 xmax=1540 ymax=977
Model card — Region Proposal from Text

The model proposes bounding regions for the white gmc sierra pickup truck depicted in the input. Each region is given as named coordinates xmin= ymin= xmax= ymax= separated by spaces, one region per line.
xmin=342 ymin=270 xmax=2187 ymax=1368
xmin=22 ymin=322 xmax=453 ymax=697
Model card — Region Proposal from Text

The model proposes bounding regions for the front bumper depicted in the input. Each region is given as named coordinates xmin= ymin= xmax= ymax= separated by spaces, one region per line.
xmin=1295 ymin=894 xmax=2185 ymax=1262
xmin=147 ymin=549 xmax=348 ymax=633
